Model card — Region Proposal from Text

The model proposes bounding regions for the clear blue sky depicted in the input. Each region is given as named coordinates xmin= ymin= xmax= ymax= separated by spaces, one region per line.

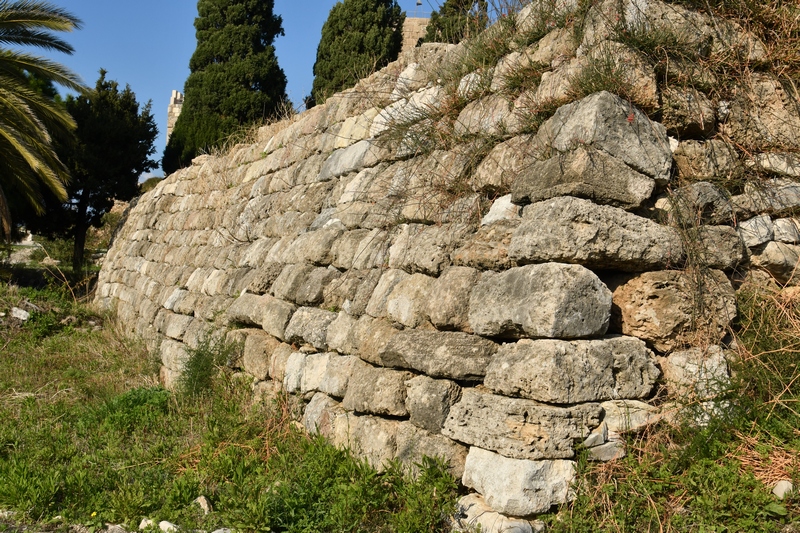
xmin=53 ymin=0 xmax=439 ymax=176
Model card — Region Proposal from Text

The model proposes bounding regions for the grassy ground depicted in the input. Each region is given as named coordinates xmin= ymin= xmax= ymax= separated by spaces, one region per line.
xmin=0 ymin=283 xmax=458 ymax=533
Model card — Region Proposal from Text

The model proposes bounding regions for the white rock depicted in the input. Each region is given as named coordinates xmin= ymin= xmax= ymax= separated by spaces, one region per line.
xmin=453 ymin=494 xmax=534 ymax=533
xmin=194 ymin=495 xmax=212 ymax=515
xmin=10 ymin=307 xmax=30 ymax=321
xmin=138 ymin=519 xmax=154 ymax=530
xmin=601 ymin=400 xmax=659 ymax=434
xmin=738 ymin=215 xmax=774 ymax=248
xmin=158 ymin=521 xmax=178 ymax=533
xmin=774 ymin=218 xmax=800 ymax=244
xmin=773 ymin=480 xmax=794 ymax=499
xmin=481 ymin=194 xmax=520 ymax=226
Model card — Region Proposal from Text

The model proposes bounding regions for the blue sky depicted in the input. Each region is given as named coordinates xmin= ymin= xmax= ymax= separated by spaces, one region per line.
xmin=53 ymin=0 xmax=438 ymax=175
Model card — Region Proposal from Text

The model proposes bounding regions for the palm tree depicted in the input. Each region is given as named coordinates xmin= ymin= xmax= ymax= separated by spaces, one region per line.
xmin=0 ymin=1 xmax=85 ymax=240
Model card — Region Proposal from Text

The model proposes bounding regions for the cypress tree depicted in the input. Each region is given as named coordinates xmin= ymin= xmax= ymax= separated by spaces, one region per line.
xmin=311 ymin=0 xmax=404 ymax=106
xmin=163 ymin=0 xmax=288 ymax=174
xmin=420 ymin=0 xmax=488 ymax=45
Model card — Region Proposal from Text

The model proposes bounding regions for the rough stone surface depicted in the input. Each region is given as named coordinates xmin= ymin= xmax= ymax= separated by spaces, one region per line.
xmin=485 ymin=336 xmax=659 ymax=403
xmin=661 ymin=87 xmax=716 ymax=138
xmin=427 ymin=266 xmax=478 ymax=331
xmin=395 ymin=422 xmax=468 ymax=478
xmin=385 ymin=273 xmax=435 ymax=327
xmin=405 ymin=375 xmax=462 ymax=433
xmin=660 ymin=345 xmax=730 ymax=399
xmin=510 ymin=197 xmax=683 ymax=271
xmin=601 ymin=399 xmax=660 ymax=434
xmin=462 ymin=447 xmax=575 ymax=516
xmin=696 ymin=226 xmax=746 ymax=271
xmin=468 ymin=263 xmax=612 ymax=339
xmin=242 ymin=330 xmax=281 ymax=381
xmin=453 ymin=494 xmax=535 ymax=533
xmin=773 ymin=218 xmax=800 ymax=244
xmin=443 ymin=389 xmax=602 ymax=460
xmin=612 ymin=270 xmax=737 ymax=353
xmin=673 ymin=140 xmax=739 ymax=181
xmin=511 ymin=146 xmax=655 ymax=210
xmin=738 ymin=214 xmax=774 ymax=248
xmin=379 ymin=330 xmax=498 ymax=380
xmin=284 ymin=307 xmax=337 ymax=350
xmin=750 ymin=242 xmax=800 ymax=284
xmin=342 ymin=359 xmax=413 ymax=417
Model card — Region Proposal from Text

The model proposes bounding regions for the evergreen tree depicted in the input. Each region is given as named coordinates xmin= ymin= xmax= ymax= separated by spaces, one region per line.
xmin=163 ymin=0 xmax=287 ymax=174
xmin=420 ymin=0 xmax=488 ymax=45
xmin=25 ymin=71 xmax=158 ymax=272
xmin=311 ymin=0 xmax=404 ymax=105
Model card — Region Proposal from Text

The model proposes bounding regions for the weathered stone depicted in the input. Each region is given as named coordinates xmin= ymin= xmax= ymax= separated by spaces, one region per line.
xmin=468 ymin=263 xmax=612 ymax=339
xmin=661 ymin=87 xmax=716 ymax=138
xmin=342 ymin=359 xmax=412 ymax=416
xmin=453 ymin=494 xmax=537 ymax=533
xmin=427 ymin=266 xmax=479 ymax=331
xmin=774 ymin=218 xmax=800 ymax=244
xmin=405 ymin=375 xmax=461 ymax=433
xmin=349 ymin=414 xmax=400 ymax=471
xmin=511 ymin=146 xmax=655 ymax=210
xmin=534 ymin=91 xmax=672 ymax=184
xmin=443 ymin=389 xmax=602 ymax=460
xmin=510 ymin=197 xmax=683 ymax=270
xmin=227 ymin=292 xmax=267 ymax=327
xmin=295 ymin=267 xmax=342 ymax=306
xmin=481 ymin=194 xmax=520 ymax=225
xmin=462 ymin=447 xmax=575 ymax=516
xmin=738 ymin=214 xmax=774 ymax=248
xmin=385 ymin=273 xmax=435 ymax=327
xmin=300 ymin=352 xmax=357 ymax=398
xmin=696 ymin=226 xmax=746 ymax=271
xmin=330 ymin=229 xmax=371 ymax=270
xmin=660 ymin=345 xmax=730 ymax=400
xmin=284 ymin=307 xmax=337 ymax=350
xmin=588 ymin=440 xmax=626 ymax=462
xmin=452 ymin=220 xmax=518 ymax=270
xmin=611 ymin=269 xmax=737 ymax=352
xmin=380 ymin=330 xmax=498 ymax=380
xmin=733 ymin=178 xmax=800 ymax=216
xmin=455 ymin=93 xmax=518 ymax=136
xmin=388 ymin=223 xmax=468 ymax=276
xmin=668 ymin=181 xmax=734 ymax=225
xmin=283 ymin=351 xmax=306 ymax=393
xmin=485 ymin=336 xmax=659 ymax=403
xmin=252 ymin=379 xmax=281 ymax=405
xmin=471 ymin=135 xmax=539 ymax=194
xmin=752 ymin=153 xmax=800 ymax=178
xmin=364 ymin=269 xmax=410 ymax=318
xmin=355 ymin=317 xmax=401 ymax=365
xmin=318 ymin=140 xmax=383 ymax=181
xmin=342 ymin=269 xmax=382 ymax=316
xmin=260 ymin=296 xmax=296 ymax=341
xmin=160 ymin=339 xmax=189 ymax=371
xmin=673 ymin=140 xmax=739 ymax=181
xmin=395 ymin=422 xmax=468 ymax=479
xmin=600 ymin=400 xmax=660 ymax=434
xmin=163 ymin=313 xmax=194 ymax=340
xmin=325 ymin=311 xmax=359 ymax=354
xmin=271 ymin=264 xmax=315 ymax=302
xmin=242 ymin=330 xmax=281 ymax=381
xmin=750 ymin=242 xmax=800 ymax=284
xmin=587 ymin=41 xmax=658 ymax=111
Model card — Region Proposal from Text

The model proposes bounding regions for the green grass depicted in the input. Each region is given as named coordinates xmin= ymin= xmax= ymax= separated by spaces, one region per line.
xmin=0 ymin=283 xmax=458 ymax=532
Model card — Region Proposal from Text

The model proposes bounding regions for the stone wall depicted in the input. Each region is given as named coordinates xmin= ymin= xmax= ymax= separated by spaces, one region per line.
xmin=401 ymin=17 xmax=429 ymax=54
xmin=97 ymin=1 xmax=800 ymax=531
xmin=166 ymin=90 xmax=183 ymax=143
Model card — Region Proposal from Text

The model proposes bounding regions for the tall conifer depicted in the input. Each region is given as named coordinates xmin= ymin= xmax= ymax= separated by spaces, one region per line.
xmin=163 ymin=0 xmax=287 ymax=174
xmin=420 ymin=0 xmax=488 ymax=45
xmin=310 ymin=0 xmax=404 ymax=106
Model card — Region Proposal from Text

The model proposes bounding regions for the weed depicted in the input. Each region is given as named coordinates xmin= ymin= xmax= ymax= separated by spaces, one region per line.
xmin=177 ymin=334 xmax=239 ymax=398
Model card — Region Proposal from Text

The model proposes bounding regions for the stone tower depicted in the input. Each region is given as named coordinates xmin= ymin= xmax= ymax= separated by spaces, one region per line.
xmin=166 ymin=90 xmax=184 ymax=142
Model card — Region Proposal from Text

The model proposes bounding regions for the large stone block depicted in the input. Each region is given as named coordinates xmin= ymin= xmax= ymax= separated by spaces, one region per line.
xmin=364 ymin=269 xmax=410 ymax=318
xmin=534 ymin=91 xmax=672 ymax=184
xmin=468 ymin=263 xmax=612 ymax=339
xmin=284 ymin=307 xmax=337 ymax=350
xmin=300 ymin=352 xmax=358 ymax=398
xmin=751 ymin=241 xmax=800 ymax=284
xmin=485 ymin=336 xmax=659 ymax=403
xmin=342 ymin=359 xmax=412 ymax=417
xmin=510 ymin=197 xmax=683 ymax=271
xmin=511 ymin=147 xmax=655 ymax=210
xmin=612 ymin=270 xmax=737 ymax=352
xmin=355 ymin=316 xmax=401 ymax=365
xmin=443 ymin=389 xmax=602 ymax=460
xmin=385 ymin=273 xmax=435 ymax=327
xmin=395 ymin=422 xmax=468 ymax=479
xmin=427 ymin=266 xmax=478 ymax=331
xmin=350 ymin=414 xmax=401 ymax=471
xmin=453 ymin=494 xmax=537 ymax=533
xmin=462 ymin=447 xmax=575 ymax=516
xmin=405 ymin=375 xmax=462 ymax=433
xmin=325 ymin=311 xmax=359 ymax=354
xmin=661 ymin=345 xmax=730 ymax=400
xmin=242 ymin=330 xmax=281 ymax=381
xmin=380 ymin=330 xmax=498 ymax=380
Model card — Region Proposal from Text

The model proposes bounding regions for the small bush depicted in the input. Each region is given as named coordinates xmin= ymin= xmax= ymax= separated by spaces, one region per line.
xmin=178 ymin=335 xmax=238 ymax=398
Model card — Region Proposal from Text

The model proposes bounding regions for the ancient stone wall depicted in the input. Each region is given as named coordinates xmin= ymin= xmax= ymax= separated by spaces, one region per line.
xmin=97 ymin=1 xmax=800 ymax=530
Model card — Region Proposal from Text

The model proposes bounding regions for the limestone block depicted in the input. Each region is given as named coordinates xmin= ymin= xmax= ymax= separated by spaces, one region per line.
xmin=673 ymin=140 xmax=739 ymax=181
xmin=661 ymin=87 xmax=716 ymax=138
xmin=696 ymin=226 xmax=746 ymax=271
xmin=510 ymin=197 xmax=683 ymax=271
xmin=452 ymin=220 xmax=518 ymax=271
xmin=271 ymin=264 xmax=314 ymax=303
xmin=485 ymin=336 xmax=659 ymax=403
xmin=388 ymin=224 xmax=468 ymax=276
xmin=454 ymin=93 xmax=518 ymax=136
xmin=283 ymin=352 xmax=306 ymax=393
xmin=385 ymin=273 xmax=435 ymax=327
xmin=161 ymin=339 xmax=189 ymax=372
xmin=453 ymin=494 xmax=537 ymax=533
xmin=588 ymin=441 xmax=626 ymax=462
xmin=317 ymin=140 xmax=381 ymax=182
xmin=751 ymin=153 xmax=800 ymax=178
xmin=587 ymin=41 xmax=658 ymax=111
xmin=164 ymin=313 xmax=194 ymax=340
xmin=330 ymin=229 xmax=371 ymax=270
xmin=660 ymin=345 xmax=730 ymax=400
xmin=531 ymin=27 xmax=577 ymax=67
xmin=462 ymin=447 xmax=575 ymax=516
xmin=342 ymin=269 xmax=382 ymax=316
xmin=326 ymin=311 xmax=359 ymax=355
xmin=750 ymin=242 xmax=800 ymax=284
xmin=512 ymin=147 xmax=654 ymax=210
xmin=733 ymin=178 xmax=800 ymax=216
xmin=534 ymin=91 xmax=672 ymax=184
xmin=163 ymin=288 xmax=187 ymax=311
xmin=269 ymin=343 xmax=294 ymax=382
xmin=481 ymin=195 xmax=520 ymax=226
xmin=355 ymin=317 xmax=401 ymax=366
xmin=612 ymin=269 xmax=737 ymax=353
xmin=457 ymin=71 xmax=488 ymax=101
xmin=738 ymin=214 xmax=774 ymax=248
xmin=774 ymin=218 xmax=800 ymax=244
xmin=242 ymin=330 xmax=281 ymax=381
xmin=443 ymin=389 xmax=602 ymax=460
xmin=468 ymin=263 xmax=612 ymax=339
xmin=427 ymin=266 xmax=478 ymax=331
xmin=184 ymin=318 xmax=214 ymax=350
xmin=668 ymin=181 xmax=734 ymax=225
xmin=295 ymin=267 xmax=342 ymax=306
xmin=281 ymin=227 xmax=343 ymax=266
xmin=352 ymin=229 xmax=390 ymax=270
xmin=284 ymin=307 xmax=337 ymax=351
xmin=350 ymin=414 xmax=401 ymax=471
xmin=300 ymin=352 xmax=357 ymax=398
xmin=600 ymin=400 xmax=659 ymax=434
xmin=405 ymin=375 xmax=461 ymax=433
xmin=342 ymin=359 xmax=412 ymax=417
xmin=380 ymin=330 xmax=498 ymax=380
xmin=261 ymin=296 xmax=297 ymax=341
xmin=471 ymin=135 xmax=539 ymax=194
xmin=365 ymin=269 xmax=410 ymax=318
xmin=395 ymin=422 xmax=468 ymax=479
